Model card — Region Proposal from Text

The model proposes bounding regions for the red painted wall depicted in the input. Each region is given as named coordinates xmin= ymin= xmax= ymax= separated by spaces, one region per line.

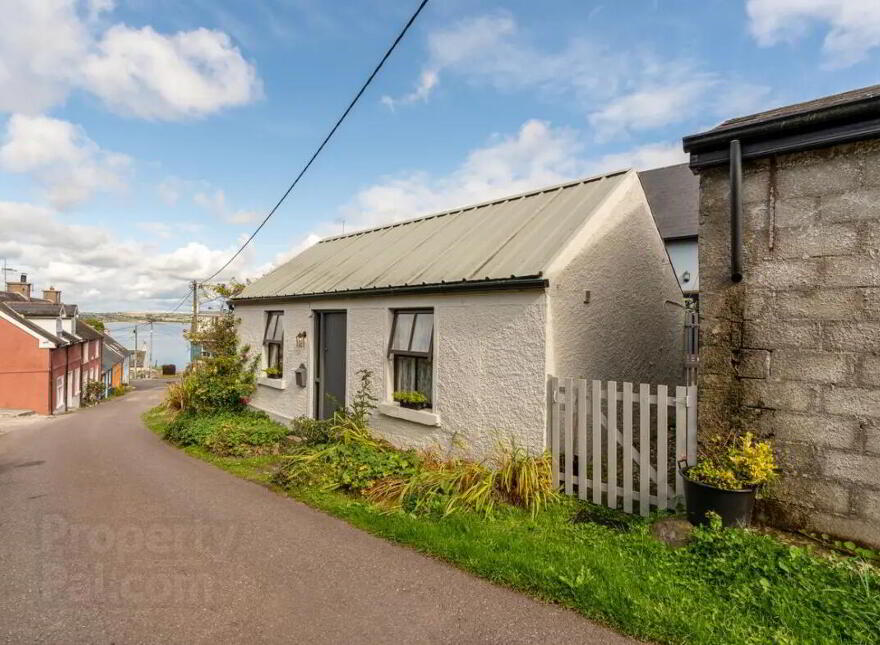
xmin=0 ymin=316 xmax=52 ymax=415
xmin=82 ymin=340 xmax=101 ymax=385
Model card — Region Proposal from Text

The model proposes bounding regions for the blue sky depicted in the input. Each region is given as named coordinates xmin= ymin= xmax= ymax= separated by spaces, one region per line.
xmin=2 ymin=0 xmax=879 ymax=310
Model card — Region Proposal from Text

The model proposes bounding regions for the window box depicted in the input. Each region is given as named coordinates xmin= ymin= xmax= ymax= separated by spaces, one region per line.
xmin=378 ymin=402 xmax=440 ymax=427
xmin=258 ymin=377 xmax=286 ymax=390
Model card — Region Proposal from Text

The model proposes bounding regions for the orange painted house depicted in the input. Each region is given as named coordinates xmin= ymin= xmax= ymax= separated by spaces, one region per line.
xmin=0 ymin=302 xmax=57 ymax=415
xmin=0 ymin=276 xmax=101 ymax=415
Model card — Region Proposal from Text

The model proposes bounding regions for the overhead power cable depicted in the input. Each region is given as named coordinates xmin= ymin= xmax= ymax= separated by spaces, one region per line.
xmin=201 ymin=0 xmax=430 ymax=284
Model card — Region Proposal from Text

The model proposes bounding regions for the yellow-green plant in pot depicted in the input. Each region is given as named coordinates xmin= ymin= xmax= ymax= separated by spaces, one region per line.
xmin=680 ymin=433 xmax=777 ymax=528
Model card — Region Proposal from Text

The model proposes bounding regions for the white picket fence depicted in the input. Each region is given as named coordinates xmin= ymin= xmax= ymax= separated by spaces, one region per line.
xmin=548 ymin=377 xmax=697 ymax=515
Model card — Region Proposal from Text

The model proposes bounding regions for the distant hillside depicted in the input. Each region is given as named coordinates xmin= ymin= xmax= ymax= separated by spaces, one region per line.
xmin=81 ymin=312 xmax=192 ymax=324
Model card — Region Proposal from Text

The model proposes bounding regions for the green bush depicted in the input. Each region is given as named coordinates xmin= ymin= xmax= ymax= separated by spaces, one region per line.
xmin=82 ymin=380 xmax=104 ymax=405
xmin=166 ymin=305 xmax=258 ymax=415
xmin=274 ymin=440 xmax=420 ymax=493
xmin=165 ymin=410 xmax=288 ymax=456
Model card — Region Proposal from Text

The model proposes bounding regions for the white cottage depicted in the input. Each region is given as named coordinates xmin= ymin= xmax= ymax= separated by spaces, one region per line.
xmin=233 ymin=169 xmax=685 ymax=458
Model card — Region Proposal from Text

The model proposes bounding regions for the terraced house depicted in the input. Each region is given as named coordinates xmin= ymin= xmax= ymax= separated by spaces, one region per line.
xmin=0 ymin=274 xmax=102 ymax=415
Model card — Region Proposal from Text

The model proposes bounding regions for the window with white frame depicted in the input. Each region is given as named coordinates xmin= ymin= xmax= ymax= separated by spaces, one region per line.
xmin=263 ymin=311 xmax=284 ymax=377
xmin=56 ymin=376 xmax=63 ymax=408
xmin=388 ymin=309 xmax=434 ymax=404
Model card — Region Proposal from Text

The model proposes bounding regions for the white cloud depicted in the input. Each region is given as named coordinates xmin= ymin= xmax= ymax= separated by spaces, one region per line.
xmin=86 ymin=0 xmax=115 ymax=21
xmin=588 ymin=71 xmax=718 ymax=139
xmin=83 ymin=26 xmax=263 ymax=120
xmin=0 ymin=0 xmax=88 ymax=114
xmin=385 ymin=11 xmax=771 ymax=136
xmin=193 ymin=188 xmax=260 ymax=224
xmin=593 ymin=142 xmax=688 ymax=173
xmin=157 ymin=177 xmax=183 ymax=205
xmin=0 ymin=114 xmax=131 ymax=208
xmin=136 ymin=220 xmax=202 ymax=240
xmin=0 ymin=0 xmax=262 ymax=120
xmin=747 ymin=0 xmax=880 ymax=67
xmin=383 ymin=11 xmax=605 ymax=108
xmin=0 ymin=200 xmax=252 ymax=310
xmin=252 ymin=120 xmax=687 ymax=284
xmin=344 ymin=119 xmax=587 ymax=227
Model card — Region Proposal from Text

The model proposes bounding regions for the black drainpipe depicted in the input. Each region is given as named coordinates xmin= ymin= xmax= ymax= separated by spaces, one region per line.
xmin=64 ymin=345 xmax=69 ymax=413
xmin=729 ymin=139 xmax=744 ymax=282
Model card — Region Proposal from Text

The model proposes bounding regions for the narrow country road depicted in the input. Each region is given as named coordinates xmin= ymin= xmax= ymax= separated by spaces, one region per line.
xmin=0 ymin=381 xmax=634 ymax=645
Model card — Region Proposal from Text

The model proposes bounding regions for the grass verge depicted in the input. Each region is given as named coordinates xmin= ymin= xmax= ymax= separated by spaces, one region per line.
xmin=142 ymin=406 xmax=880 ymax=645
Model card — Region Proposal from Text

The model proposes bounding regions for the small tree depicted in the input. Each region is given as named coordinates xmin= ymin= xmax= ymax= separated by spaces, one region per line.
xmin=170 ymin=279 xmax=258 ymax=414
xmin=82 ymin=317 xmax=105 ymax=333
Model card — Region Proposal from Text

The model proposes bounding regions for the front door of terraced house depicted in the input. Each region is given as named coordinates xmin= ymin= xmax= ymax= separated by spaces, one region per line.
xmin=315 ymin=311 xmax=347 ymax=420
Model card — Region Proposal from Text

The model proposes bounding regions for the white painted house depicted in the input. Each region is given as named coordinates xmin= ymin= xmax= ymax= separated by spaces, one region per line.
xmin=234 ymin=169 xmax=685 ymax=458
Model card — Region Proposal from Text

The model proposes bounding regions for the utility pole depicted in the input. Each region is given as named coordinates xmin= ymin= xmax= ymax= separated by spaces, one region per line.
xmin=149 ymin=321 xmax=153 ymax=376
xmin=191 ymin=279 xmax=200 ymax=362
xmin=191 ymin=279 xmax=199 ymax=335
xmin=133 ymin=326 xmax=138 ymax=378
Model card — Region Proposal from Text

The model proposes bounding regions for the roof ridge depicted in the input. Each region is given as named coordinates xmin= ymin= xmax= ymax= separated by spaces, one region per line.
xmin=319 ymin=169 xmax=630 ymax=244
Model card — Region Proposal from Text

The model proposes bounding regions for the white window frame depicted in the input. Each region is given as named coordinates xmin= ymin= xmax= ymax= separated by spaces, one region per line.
xmin=388 ymin=309 xmax=435 ymax=405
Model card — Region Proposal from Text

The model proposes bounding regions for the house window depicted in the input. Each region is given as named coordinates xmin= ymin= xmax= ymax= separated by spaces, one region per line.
xmin=56 ymin=376 xmax=63 ymax=408
xmin=263 ymin=311 xmax=284 ymax=377
xmin=389 ymin=310 xmax=434 ymax=403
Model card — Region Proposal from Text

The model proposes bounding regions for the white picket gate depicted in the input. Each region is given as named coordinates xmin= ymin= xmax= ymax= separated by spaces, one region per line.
xmin=548 ymin=377 xmax=697 ymax=515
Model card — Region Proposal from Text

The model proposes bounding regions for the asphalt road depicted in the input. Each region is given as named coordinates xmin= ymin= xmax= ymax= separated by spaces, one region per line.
xmin=0 ymin=380 xmax=634 ymax=644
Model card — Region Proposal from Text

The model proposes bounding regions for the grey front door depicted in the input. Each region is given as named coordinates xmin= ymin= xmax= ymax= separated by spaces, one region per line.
xmin=315 ymin=311 xmax=347 ymax=419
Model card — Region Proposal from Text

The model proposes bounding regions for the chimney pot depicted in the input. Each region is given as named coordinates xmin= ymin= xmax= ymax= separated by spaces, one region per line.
xmin=5 ymin=274 xmax=32 ymax=299
xmin=42 ymin=287 xmax=61 ymax=304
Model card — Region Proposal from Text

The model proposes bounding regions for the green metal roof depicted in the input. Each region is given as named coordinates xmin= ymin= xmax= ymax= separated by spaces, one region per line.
xmin=238 ymin=170 xmax=629 ymax=301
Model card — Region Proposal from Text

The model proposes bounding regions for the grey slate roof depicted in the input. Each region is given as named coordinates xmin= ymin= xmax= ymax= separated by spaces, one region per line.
xmin=102 ymin=335 xmax=128 ymax=371
xmin=102 ymin=344 xmax=125 ymax=371
xmin=76 ymin=319 xmax=104 ymax=341
xmin=103 ymin=335 xmax=129 ymax=357
xmin=710 ymin=84 xmax=880 ymax=134
xmin=638 ymin=164 xmax=698 ymax=240
xmin=0 ymin=301 xmax=63 ymax=346
xmin=7 ymin=301 xmax=63 ymax=316
xmin=238 ymin=170 xmax=630 ymax=300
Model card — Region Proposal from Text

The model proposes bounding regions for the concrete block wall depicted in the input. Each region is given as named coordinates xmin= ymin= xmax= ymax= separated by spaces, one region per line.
xmin=698 ymin=139 xmax=880 ymax=547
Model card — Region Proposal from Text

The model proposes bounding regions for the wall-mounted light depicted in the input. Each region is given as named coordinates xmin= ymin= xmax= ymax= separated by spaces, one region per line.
xmin=295 ymin=331 xmax=307 ymax=348
xmin=681 ymin=271 xmax=691 ymax=284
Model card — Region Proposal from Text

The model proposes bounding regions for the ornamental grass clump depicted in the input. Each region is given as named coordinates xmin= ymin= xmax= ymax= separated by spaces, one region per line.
xmin=365 ymin=444 xmax=557 ymax=518
xmin=688 ymin=432 xmax=777 ymax=491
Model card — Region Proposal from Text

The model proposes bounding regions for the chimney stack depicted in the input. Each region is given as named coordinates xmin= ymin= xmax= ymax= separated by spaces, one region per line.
xmin=5 ymin=273 xmax=32 ymax=299
xmin=42 ymin=286 xmax=61 ymax=304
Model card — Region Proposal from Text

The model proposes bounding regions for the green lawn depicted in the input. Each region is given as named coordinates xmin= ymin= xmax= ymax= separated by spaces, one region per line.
xmin=143 ymin=406 xmax=880 ymax=645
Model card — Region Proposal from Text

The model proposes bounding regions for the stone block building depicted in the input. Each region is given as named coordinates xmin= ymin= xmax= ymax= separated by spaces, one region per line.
xmin=683 ymin=85 xmax=880 ymax=547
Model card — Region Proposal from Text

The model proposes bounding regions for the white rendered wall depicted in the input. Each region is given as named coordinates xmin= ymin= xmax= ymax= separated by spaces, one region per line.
xmin=545 ymin=171 xmax=686 ymax=386
xmin=236 ymin=289 xmax=547 ymax=459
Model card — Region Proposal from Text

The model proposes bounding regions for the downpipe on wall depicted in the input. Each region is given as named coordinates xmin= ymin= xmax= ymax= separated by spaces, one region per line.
xmin=729 ymin=139 xmax=744 ymax=283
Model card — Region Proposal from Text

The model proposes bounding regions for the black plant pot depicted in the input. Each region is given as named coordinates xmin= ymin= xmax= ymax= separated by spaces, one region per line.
xmin=680 ymin=466 xmax=756 ymax=528
xmin=399 ymin=401 xmax=429 ymax=410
